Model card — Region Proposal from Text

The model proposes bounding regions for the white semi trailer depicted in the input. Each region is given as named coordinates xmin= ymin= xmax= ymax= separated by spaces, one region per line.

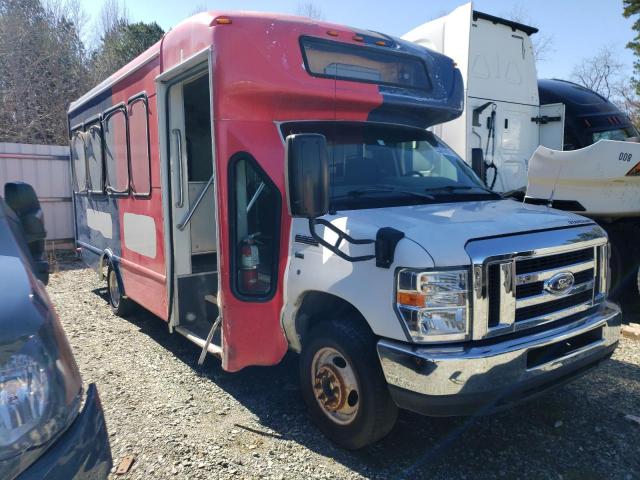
xmin=404 ymin=2 xmax=640 ymax=306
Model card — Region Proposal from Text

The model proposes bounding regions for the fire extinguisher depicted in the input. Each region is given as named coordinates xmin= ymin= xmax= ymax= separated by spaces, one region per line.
xmin=240 ymin=232 xmax=261 ymax=292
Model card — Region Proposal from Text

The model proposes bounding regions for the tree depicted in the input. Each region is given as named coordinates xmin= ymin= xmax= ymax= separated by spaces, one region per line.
xmin=295 ymin=2 xmax=325 ymax=20
xmin=504 ymin=5 xmax=555 ymax=64
xmin=89 ymin=2 xmax=164 ymax=85
xmin=98 ymin=0 xmax=128 ymax=40
xmin=616 ymin=80 xmax=640 ymax=129
xmin=0 ymin=0 xmax=163 ymax=144
xmin=571 ymin=45 xmax=624 ymax=100
xmin=570 ymin=46 xmax=640 ymax=130
xmin=190 ymin=4 xmax=209 ymax=15
xmin=0 ymin=0 xmax=88 ymax=144
xmin=624 ymin=0 xmax=640 ymax=94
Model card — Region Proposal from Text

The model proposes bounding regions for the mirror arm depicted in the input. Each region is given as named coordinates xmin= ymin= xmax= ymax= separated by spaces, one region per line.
xmin=308 ymin=218 xmax=375 ymax=262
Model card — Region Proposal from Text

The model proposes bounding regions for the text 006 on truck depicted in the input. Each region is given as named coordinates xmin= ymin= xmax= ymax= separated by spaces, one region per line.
xmin=68 ymin=11 xmax=621 ymax=449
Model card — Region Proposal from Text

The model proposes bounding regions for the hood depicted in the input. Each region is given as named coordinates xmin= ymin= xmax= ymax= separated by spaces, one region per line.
xmin=333 ymin=199 xmax=594 ymax=266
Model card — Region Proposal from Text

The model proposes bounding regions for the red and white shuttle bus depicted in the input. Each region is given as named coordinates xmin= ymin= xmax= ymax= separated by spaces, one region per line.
xmin=69 ymin=12 xmax=620 ymax=449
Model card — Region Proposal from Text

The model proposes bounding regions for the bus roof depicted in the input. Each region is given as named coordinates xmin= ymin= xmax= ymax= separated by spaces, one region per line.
xmin=69 ymin=11 xmax=464 ymax=128
xmin=69 ymin=11 xmax=390 ymax=114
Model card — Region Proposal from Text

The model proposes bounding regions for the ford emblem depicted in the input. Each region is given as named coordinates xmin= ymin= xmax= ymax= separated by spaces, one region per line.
xmin=544 ymin=272 xmax=575 ymax=296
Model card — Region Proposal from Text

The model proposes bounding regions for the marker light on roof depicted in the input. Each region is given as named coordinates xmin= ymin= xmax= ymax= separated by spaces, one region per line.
xmin=375 ymin=40 xmax=386 ymax=46
xmin=326 ymin=30 xmax=339 ymax=37
xmin=353 ymin=35 xmax=364 ymax=42
xmin=215 ymin=16 xmax=232 ymax=25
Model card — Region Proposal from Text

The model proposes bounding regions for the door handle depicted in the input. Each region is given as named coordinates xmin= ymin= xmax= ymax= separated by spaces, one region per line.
xmin=172 ymin=128 xmax=184 ymax=208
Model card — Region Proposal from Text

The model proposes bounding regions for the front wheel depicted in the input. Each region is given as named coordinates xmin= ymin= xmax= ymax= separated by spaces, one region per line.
xmin=299 ymin=320 xmax=398 ymax=450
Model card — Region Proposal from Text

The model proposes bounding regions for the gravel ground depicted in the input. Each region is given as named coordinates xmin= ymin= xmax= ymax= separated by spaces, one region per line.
xmin=47 ymin=256 xmax=640 ymax=480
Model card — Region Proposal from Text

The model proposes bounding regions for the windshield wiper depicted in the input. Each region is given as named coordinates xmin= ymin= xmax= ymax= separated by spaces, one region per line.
xmin=425 ymin=185 xmax=497 ymax=195
xmin=338 ymin=187 xmax=435 ymax=201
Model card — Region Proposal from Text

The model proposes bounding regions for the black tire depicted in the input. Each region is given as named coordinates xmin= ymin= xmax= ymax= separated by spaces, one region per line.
xmin=609 ymin=236 xmax=640 ymax=311
xmin=107 ymin=264 xmax=134 ymax=316
xmin=299 ymin=319 xmax=398 ymax=450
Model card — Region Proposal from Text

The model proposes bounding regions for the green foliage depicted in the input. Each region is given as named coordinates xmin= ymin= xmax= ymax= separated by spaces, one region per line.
xmin=623 ymin=0 xmax=640 ymax=94
xmin=91 ymin=21 xmax=164 ymax=84
xmin=0 ymin=0 xmax=88 ymax=144
xmin=0 ymin=0 xmax=164 ymax=144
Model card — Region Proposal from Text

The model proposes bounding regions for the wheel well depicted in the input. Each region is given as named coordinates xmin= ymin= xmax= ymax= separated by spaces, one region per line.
xmin=100 ymin=252 xmax=126 ymax=297
xmin=294 ymin=291 xmax=372 ymax=346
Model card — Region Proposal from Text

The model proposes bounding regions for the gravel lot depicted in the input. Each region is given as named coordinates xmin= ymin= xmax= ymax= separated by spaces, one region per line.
xmin=47 ymin=256 xmax=640 ymax=480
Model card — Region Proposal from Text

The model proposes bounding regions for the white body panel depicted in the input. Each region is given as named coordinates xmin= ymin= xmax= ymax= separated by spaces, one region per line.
xmin=526 ymin=140 xmax=640 ymax=217
xmin=403 ymin=3 xmax=564 ymax=192
xmin=123 ymin=213 xmax=157 ymax=258
xmin=284 ymin=200 xmax=592 ymax=344
xmin=539 ymin=103 xmax=566 ymax=150
xmin=86 ymin=208 xmax=113 ymax=239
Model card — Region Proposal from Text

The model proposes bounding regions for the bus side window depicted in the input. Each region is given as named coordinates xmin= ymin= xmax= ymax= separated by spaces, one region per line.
xmin=230 ymin=156 xmax=281 ymax=299
xmin=71 ymin=130 xmax=87 ymax=193
xmin=128 ymin=97 xmax=151 ymax=196
xmin=86 ymin=123 xmax=104 ymax=194
xmin=103 ymin=108 xmax=129 ymax=194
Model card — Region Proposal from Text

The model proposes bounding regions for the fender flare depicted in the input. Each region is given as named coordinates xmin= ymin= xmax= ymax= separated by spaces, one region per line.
xmin=99 ymin=249 xmax=126 ymax=298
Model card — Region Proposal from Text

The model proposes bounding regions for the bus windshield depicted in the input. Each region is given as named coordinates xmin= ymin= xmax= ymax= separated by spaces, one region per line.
xmin=592 ymin=127 xmax=638 ymax=144
xmin=282 ymin=122 xmax=497 ymax=211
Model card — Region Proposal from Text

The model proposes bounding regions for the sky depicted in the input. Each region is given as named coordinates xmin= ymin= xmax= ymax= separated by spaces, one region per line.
xmin=78 ymin=0 xmax=636 ymax=80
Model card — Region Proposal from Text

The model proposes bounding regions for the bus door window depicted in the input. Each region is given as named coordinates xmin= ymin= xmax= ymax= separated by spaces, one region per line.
xmin=230 ymin=157 xmax=280 ymax=299
xmin=183 ymin=74 xmax=213 ymax=182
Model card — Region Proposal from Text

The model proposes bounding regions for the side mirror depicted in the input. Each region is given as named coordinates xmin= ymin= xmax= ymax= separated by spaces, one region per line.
xmin=471 ymin=148 xmax=486 ymax=183
xmin=285 ymin=133 xmax=329 ymax=218
xmin=4 ymin=182 xmax=49 ymax=284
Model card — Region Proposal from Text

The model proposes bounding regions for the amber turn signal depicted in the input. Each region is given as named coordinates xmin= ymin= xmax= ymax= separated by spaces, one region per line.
xmin=397 ymin=291 xmax=425 ymax=307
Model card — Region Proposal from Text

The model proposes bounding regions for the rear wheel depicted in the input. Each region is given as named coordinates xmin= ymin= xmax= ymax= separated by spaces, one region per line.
xmin=107 ymin=264 xmax=133 ymax=316
xmin=299 ymin=320 xmax=398 ymax=450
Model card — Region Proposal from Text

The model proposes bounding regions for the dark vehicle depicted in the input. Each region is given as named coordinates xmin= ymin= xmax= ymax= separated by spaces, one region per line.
xmin=538 ymin=78 xmax=639 ymax=151
xmin=538 ymin=79 xmax=640 ymax=307
xmin=0 ymin=182 xmax=112 ymax=479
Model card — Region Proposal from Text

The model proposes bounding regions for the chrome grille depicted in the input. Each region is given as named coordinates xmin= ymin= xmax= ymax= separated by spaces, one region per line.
xmin=467 ymin=225 xmax=609 ymax=340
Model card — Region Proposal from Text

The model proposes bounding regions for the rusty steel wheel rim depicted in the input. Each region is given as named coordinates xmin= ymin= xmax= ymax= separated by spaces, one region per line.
xmin=311 ymin=347 xmax=360 ymax=425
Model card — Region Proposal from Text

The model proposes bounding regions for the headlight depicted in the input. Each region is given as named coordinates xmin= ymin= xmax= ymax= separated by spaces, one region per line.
xmin=396 ymin=268 xmax=469 ymax=342
xmin=0 ymin=351 xmax=50 ymax=446
xmin=0 ymin=331 xmax=80 ymax=464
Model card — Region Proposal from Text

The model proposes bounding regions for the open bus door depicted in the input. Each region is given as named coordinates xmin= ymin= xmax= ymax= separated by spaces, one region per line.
xmin=160 ymin=52 xmax=222 ymax=360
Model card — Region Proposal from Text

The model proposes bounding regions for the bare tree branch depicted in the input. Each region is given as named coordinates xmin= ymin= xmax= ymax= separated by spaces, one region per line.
xmin=190 ymin=3 xmax=209 ymax=16
xmin=504 ymin=5 xmax=555 ymax=64
xmin=571 ymin=45 xmax=624 ymax=100
xmin=295 ymin=2 xmax=325 ymax=20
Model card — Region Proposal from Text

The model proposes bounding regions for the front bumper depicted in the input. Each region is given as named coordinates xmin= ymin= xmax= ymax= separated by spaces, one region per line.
xmin=16 ymin=383 xmax=112 ymax=480
xmin=377 ymin=302 xmax=621 ymax=416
